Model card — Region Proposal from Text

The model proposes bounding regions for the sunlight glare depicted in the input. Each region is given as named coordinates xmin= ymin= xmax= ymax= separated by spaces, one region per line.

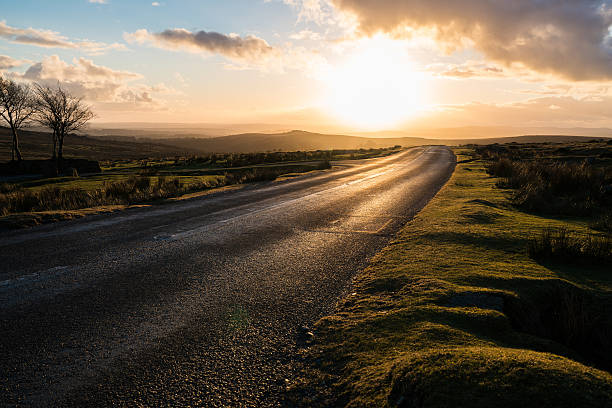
xmin=323 ymin=36 xmax=424 ymax=130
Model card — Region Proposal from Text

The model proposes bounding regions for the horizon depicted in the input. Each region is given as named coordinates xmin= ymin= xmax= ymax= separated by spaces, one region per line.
xmin=6 ymin=122 xmax=612 ymax=141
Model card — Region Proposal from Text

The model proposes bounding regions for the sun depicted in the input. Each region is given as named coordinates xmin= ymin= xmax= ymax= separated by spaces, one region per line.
xmin=322 ymin=36 xmax=424 ymax=130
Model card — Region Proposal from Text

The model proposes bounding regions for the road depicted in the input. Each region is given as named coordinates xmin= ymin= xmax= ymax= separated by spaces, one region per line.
xmin=0 ymin=146 xmax=455 ymax=407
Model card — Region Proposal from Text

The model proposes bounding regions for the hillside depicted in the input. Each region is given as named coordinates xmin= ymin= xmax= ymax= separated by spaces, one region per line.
xmin=2 ymin=127 xmax=610 ymax=162
xmin=0 ymin=127 xmax=199 ymax=161
xmin=134 ymin=131 xmax=610 ymax=153
xmin=148 ymin=130 xmax=418 ymax=153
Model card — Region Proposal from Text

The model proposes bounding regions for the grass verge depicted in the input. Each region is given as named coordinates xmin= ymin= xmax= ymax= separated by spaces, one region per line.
xmin=292 ymin=150 xmax=612 ymax=407
xmin=0 ymin=162 xmax=331 ymax=229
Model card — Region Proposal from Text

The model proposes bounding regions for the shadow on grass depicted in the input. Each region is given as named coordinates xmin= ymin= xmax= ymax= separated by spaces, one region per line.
xmin=419 ymin=230 xmax=525 ymax=252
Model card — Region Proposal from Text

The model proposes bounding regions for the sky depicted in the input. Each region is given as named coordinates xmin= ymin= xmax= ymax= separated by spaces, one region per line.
xmin=2 ymin=0 xmax=612 ymax=133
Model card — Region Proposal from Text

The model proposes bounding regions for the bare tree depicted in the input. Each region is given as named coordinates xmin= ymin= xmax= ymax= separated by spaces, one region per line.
xmin=33 ymin=84 xmax=94 ymax=162
xmin=0 ymin=77 xmax=36 ymax=162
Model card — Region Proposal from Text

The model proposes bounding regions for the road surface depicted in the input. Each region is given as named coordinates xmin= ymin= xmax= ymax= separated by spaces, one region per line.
xmin=0 ymin=146 xmax=455 ymax=407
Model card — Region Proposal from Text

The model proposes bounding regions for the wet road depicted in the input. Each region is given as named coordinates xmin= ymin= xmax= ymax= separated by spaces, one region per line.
xmin=0 ymin=146 xmax=455 ymax=407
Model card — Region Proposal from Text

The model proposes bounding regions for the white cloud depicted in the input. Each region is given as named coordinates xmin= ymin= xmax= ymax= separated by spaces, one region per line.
xmin=11 ymin=56 xmax=173 ymax=112
xmin=0 ymin=55 xmax=28 ymax=70
xmin=289 ymin=30 xmax=322 ymax=41
xmin=0 ymin=21 xmax=125 ymax=55
xmin=275 ymin=0 xmax=333 ymax=24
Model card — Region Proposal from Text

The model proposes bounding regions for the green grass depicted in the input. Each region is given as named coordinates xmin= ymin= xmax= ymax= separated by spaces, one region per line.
xmin=0 ymin=160 xmax=334 ymax=229
xmin=0 ymin=147 xmax=404 ymax=229
xmin=293 ymin=149 xmax=612 ymax=407
xmin=17 ymin=174 xmax=224 ymax=193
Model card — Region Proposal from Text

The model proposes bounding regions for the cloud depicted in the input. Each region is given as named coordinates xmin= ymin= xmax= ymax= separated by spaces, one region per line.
xmin=124 ymin=28 xmax=276 ymax=61
xmin=427 ymin=95 xmax=612 ymax=127
xmin=0 ymin=55 xmax=27 ymax=70
xmin=290 ymin=30 xmax=322 ymax=41
xmin=281 ymin=0 xmax=329 ymax=23
xmin=427 ymin=61 xmax=507 ymax=79
xmin=124 ymin=28 xmax=330 ymax=74
xmin=11 ymin=55 xmax=172 ymax=112
xmin=88 ymin=0 xmax=107 ymax=3
xmin=0 ymin=21 xmax=125 ymax=54
xmin=152 ymin=2 xmax=161 ymax=6
xmin=330 ymin=0 xmax=612 ymax=81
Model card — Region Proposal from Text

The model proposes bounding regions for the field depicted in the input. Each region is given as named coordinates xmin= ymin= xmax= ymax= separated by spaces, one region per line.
xmin=0 ymin=147 xmax=402 ymax=229
xmin=292 ymin=141 xmax=612 ymax=407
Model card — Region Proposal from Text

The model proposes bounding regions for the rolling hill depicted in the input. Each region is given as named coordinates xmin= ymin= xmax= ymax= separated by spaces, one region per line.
xmin=2 ymin=127 xmax=610 ymax=162
xmin=134 ymin=131 xmax=611 ymax=153
xmin=0 ymin=127 xmax=198 ymax=161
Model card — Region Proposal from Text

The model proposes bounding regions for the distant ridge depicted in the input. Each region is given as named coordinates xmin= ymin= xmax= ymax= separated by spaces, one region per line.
xmin=143 ymin=130 xmax=611 ymax=153
xmin=2 ymin=127 xmax=610 ymax=161
xmin=0 ymin=127 xmax=196 ymax=161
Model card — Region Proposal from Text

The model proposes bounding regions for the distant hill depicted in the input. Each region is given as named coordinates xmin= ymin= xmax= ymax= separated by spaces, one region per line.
xmin=2 ymin=127 xmax=609 ymax=162
xmin=141 ymin=131 xmax=611 ymax=153
xmin=0 ymin=127 xmax=197 ymax=161
xmin=356 ymin=126 xmax=612 ymax=140
xmin=148 ymin=130 xmax=420 ymax=153
xmin=452 ymin=134 xmax=612 ymax=145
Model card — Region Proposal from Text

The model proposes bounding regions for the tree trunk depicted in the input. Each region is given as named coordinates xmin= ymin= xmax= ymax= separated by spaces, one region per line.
xmin=11 ymin=127 xmax=22 ymax=162
xmin=57 ymin=135 xmax=64 ymax=162
xmin=51 ymin=130 xmax=57 ymax=159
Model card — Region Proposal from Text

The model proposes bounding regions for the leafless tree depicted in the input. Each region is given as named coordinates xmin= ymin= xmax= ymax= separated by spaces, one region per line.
xmin=0 ymin=77 xmax=36 ymax=162
xmin=33 ymin=84 xmax=94 ymax=162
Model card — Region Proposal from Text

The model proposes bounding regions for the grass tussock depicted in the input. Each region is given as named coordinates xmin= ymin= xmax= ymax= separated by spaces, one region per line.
xmin=0 ymin=175 xmax=191 ymax=215
xmin=487 ymin=158 xmax=610 ymax=215
xmin=528 ymin=227 xmax=612 ymax=265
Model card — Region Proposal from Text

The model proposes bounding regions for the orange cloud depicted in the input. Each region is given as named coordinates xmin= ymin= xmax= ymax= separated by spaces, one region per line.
xmin=331 ymin=0 xmax=612 ymax=81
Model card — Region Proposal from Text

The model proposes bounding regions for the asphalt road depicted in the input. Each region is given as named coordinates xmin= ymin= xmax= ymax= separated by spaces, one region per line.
xmin=0 ymin=146 xmax=456 ymax=407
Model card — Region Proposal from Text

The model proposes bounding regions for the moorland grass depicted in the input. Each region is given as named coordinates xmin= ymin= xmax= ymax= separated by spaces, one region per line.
xmin=293 ymin=150 xmax=612 ymax=407
xmin=476 ymin=144 xmax=612 ymax=216
xmin=0 ymin=162 xmax=331 ymax=221
xmin=528 ymin=227 xmax=612 ymax=265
